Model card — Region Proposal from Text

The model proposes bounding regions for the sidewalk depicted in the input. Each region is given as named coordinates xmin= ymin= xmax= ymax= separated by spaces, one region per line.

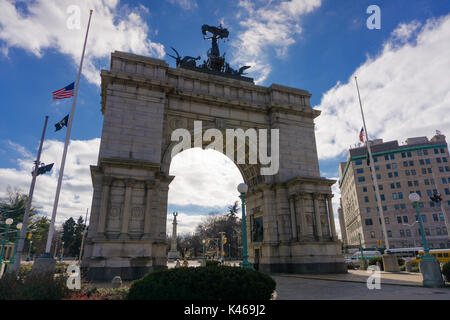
xmin=276 ymin=270 xmax=441 ymax=287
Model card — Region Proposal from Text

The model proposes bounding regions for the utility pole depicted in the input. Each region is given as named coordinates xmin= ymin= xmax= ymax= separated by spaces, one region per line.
xmin=219 ymin=232 xmax=225 ymax=263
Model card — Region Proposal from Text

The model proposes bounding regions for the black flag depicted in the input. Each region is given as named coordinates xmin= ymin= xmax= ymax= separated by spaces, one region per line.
xmin=32 ymin=163 xmax=54 ymax=176
xmin=55 ymin=114 xmax=69 ymax=132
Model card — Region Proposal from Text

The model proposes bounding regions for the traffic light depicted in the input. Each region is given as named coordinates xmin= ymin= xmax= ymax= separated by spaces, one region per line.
xmin=223 ymin=237 xmax=227 ymax=244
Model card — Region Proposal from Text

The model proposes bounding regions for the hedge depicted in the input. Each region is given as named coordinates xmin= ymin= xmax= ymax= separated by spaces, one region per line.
xmin=127 ymin=266 xmax=276 ymax=300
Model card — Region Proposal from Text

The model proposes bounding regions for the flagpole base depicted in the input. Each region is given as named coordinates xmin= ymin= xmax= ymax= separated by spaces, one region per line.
xmin=31 ymin=252 xmax=56 ymax=275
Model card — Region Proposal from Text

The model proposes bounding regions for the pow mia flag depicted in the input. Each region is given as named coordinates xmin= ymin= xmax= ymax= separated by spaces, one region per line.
xmin=32 ymin=163 xmax=54 ymax=176
xmin=55 ymin=115 xmax=69 ymax=132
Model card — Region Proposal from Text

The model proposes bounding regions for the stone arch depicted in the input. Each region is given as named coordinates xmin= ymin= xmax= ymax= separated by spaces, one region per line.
xmin=82 ymin=51 xmax=345 ymax=280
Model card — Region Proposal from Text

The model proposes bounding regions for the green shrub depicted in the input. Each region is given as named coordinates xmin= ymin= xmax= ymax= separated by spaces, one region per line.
xmin=0 ymin=271 xmax=70 ymax=300
xmin=347 ymin=264 xmax=356 ymax=270
xmin=127 ymin=266 xmax=276 ymax=300
xmin=442 ymin=261 xmax=450 ymax=282
xmin=368 ymin=257 xmax=383 ymax=270
xmin=205 ymin=260 xmax=220 ymax=267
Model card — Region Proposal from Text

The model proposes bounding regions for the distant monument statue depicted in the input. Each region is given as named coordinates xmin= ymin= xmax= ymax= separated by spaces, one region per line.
xmin=167 ymin=212 xmax=180 ymax=261
xmin=168 ymin=24 xmax=252 ymax=82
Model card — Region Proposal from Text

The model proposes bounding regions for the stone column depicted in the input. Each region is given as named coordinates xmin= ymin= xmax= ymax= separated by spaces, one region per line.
xmin=313 ymin=193 xmax=323 ymax=241
xmin=168 ymin=212 xmax=180 ymax=260
xmin=289 ymin=196 xmax=298 ymax=241
xmin=143 ymin=180 xmax=154 ymax=239
xmin=296 ymin=194 xmax=308 ymax=241
xmin=120 ymin=179 xmax=134 ymax=238
xmin=97 ymin=177 xmax=112 ymax=235
xmin=327 ymin=194 xmax=338 ymax=241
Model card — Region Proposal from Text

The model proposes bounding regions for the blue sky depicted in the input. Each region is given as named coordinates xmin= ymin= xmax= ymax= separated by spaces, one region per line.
xmin=1 ymin=0 xmax=449 ymax=235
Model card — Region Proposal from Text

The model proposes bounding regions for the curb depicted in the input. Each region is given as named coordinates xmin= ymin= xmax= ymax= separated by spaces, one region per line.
xmin=274 ymin=274 xmax=426 ymax=288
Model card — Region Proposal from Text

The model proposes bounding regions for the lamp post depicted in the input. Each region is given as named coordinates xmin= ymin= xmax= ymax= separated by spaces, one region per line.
xmin=409 ymin=192 xmax=445 ymax=287
xmin=0 ymin=218 xmax=14 ymax=265
xmin=202 ymin=239 xmax=206 ymax=266
xmin=9 ymin=223 xmax=23 ymax=265
xmin=26 ymin=240 xmax=33 ymax=262
xmin=237 ymin=183 xmax=253 ymax=269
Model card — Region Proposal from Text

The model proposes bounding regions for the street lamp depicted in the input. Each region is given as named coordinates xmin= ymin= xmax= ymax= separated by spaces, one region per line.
xmin=9 ymin=223 xmax=23 ymax=264
xmin=202 ymin=239 xmax=206 ymax=266
xmin=26 ymin=240 xmax=33 ymax=262
xmin=0 ymin=218 xmax=13 ymax=265
xmin=237 ymin=183 xmax=253 ymax=269
xmin=409 ymin=192 xmax=445 ymax=287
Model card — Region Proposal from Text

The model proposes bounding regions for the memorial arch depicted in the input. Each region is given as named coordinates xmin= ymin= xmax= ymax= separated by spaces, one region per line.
xmin=82 ymin=51 xmax=346 ymax=280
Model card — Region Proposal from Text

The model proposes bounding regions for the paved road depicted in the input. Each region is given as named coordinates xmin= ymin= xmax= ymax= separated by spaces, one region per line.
xmin=273 ymin=275 xmax=450 ymax=300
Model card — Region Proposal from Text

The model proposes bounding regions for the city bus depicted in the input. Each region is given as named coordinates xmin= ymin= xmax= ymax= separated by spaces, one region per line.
xmin=350 ymin=250 xmax=382 ymax=266
xmin=384 ymin=247 xmax=423 ymax=260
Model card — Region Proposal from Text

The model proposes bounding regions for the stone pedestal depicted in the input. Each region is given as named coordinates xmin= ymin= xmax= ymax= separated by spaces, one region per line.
xmin=32 ymin=253 xmax=56 ymax=275
xmin=420 ymin=256 xmax=445 ymax=288
xmin=168 ymin=251 xmax=180 ymax=261
xmin=382 ymin=254 xmax=399 ymax=272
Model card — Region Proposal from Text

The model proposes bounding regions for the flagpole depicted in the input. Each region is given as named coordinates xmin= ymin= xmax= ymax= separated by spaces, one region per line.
xmin=10 ymin=116 xmax=49 ymax=274
xmin=43 ymin=10 xmax=93 ymax=256
xmin=355 ymin=76 xmax=390 ymax=251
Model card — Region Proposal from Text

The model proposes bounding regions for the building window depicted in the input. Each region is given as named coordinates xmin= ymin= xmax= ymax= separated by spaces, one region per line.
xmin=379 ymin=185 xmax=383 ymax=190
xmin=401 ymin=152 xmax=406 ymax=158
xmin=421 ymin=215 xmax=427 ymax=223
xmin=392 ymin=193 xmax=398 ymax=200
xmin=366 ymin=207 xmax=371 ymax=213
xmin=424 ymin=150 xmax=429 ymax=155
xmin=437 ymin=158 xmax=442 ymax=163
xmin=358 ymin=177 xmax=365 ymax=182
xmin=440 ymin=213 xmax=445 ymax=221
xmin=394 ymin=172 xmax=398 ymax=177
xmin=446 ymin=166 xmax=450 ymax=172
xmin=434 ymin=148 xmax=439 ymax=154
xmin=400 ymin=203 xmax=406 ymax=209
xmin=365 ymin=196 xmax=369 ymax=203
xmin=373 ymin=157 xmax=378 ymax=163
xmin=439 ymin=167 xmax=444 ymax=172
xmin=405 ymin=170 xmax=410 ymax=176
xmin=387 ymin=230 xmax=393 ymax=238
xmin=425 ymin=228 xmax=430 ymax=236
xmin=433 ymin=214 xmax=439 ymax=222
xmin=425 ymin=159 xmax=431 ymax=164
xmin=365 ymin=219 xmax=373 ymax=226
xmin=440 ymin=148 xmax=445 ymax=154
xmin=252 ymin=216 xmax=264 ymax=242
xmin=408 ymin=181 xmax=413 ymax=187
xmin=419 ymin=159 xmax=425 ymax=165
xmin=394 ymin=204 xmax=400 ymax=210
xmin=403 ymin=161 xmax=408 ymax=167
xmin=443 ymin=157 xmax=448 ymax=163
xmin=407 ymin=152 xmax=412 ymax=157
xmin=376 ymin=174 xmax=381 ymax=180
xmin=388 ymin=172 xmax=393 ymax=178
xmin=398 ymin=192 xmax=403 ymax=199
xmin=396 ymin=182 xmax=401 ymax=188
xmin=380 ymin=194 xmax=385 ymax=201
xmin=397 ymin=216 xmax=402 ymax=224
xmin=425 ymin=179 xmax=430 ymax=185
xmin=442 ymin=178 xmax=448 ymax=184
xmin=400 ymin=230 xmax=405 ymax=237
xmin=386 ymin=164 xmax=391 ymax=169
xmin=390 ymin=183 xmax=395 ymax=189
xmin=403 ymin=216 xmax=408 ymax=223
xmin=390 ymin=154 xmax=395 ymax=160
xmin=385 ymin=217 xmax=390 ymax=224
xmin=436 ymin=227 xmax=442 ymax=235
xmin=363 ymin=186 xmax=368 ymax=192
xmin=406 ymin=229 xmax=411 ymax=237
xmin=445 ymin=188 xmax=450 ymax=195
xmin=411 ymin=169 xmax=416 ymax=176
xmin=355 ymin=160 xmax=362 ymax=165
xmin=370 ymin=231 xmax=376 ymax=238
xmin=392 ymin=163 xmax=397 ymax=168
xmin=385 ymin=155 xmax=389 ymax=161
xmin=422 ymin=168 xmax=427 ymax=174
xmin=427 ymin=168 xmax=433 ymax=174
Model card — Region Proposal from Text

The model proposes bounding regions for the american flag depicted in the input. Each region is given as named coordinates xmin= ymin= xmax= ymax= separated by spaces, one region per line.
xmin=359 ymin=127 xmax=365 ymax=143
xmin=52 ymin=82 xmax=75 ymax=100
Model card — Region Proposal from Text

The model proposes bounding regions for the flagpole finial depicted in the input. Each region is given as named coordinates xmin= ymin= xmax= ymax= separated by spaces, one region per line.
xmin=90 ymin=9 xmax=93 ymax=14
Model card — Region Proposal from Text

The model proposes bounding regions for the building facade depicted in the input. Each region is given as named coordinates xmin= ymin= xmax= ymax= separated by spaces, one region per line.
xmin=339 ymin=133 xmax=450 ymax=249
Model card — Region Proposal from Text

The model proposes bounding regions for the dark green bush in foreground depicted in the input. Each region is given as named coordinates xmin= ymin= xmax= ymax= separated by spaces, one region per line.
xmin=442 ymin=261 xmax=450 ymax=282
xmin=127 ymin=266 xmax=276 ymax=300
xmin=205 ymin=260 xmax=220 ymax=267
xmin=0 ymin=272 xmax=69 ymax=300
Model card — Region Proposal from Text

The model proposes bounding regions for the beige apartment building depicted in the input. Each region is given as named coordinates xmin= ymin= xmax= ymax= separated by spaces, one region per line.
xmin=339 ymin=132 xmax=450 ymax=250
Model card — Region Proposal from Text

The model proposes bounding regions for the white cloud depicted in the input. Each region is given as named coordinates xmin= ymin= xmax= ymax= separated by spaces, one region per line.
xmin=315 ymin=15 xmax=450 ymax=160
xmin=168 ymin=148 xmax=244 ymax=208
xmin=231 ymin=0 xmax=322 ymax=83
xmin=0 ymin=138 xmax=100 ymax=226
xmin=0 ymin=0 xmax=165 ymax=85
xmin=168 ymin=0 xmax=198 ymax=11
